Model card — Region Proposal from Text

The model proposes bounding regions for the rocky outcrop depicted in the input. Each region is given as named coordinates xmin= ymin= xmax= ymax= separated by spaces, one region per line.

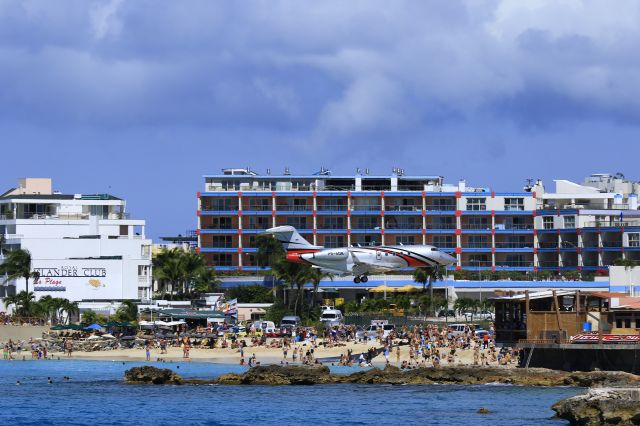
xmin=124 ymin=365 xmax=640 ymax=388
xmin=552 ymin=388 xmax=640 ymax=425
xmin=124 ymin=366 xmax=183 ymax=384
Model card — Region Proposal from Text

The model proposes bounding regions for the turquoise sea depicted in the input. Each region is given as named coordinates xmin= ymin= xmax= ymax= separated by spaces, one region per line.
xmin=0 ymin=360 xmax=582 ymax=425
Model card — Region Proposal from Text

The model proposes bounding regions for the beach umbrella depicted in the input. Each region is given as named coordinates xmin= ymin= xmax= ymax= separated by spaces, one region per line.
xmin=369 ymin=285 xmax=396 ymax=293
xmin=85 ymin=323 xmax=103 ymax=330
xmin=397 ymin=285 xmax=419 ymax=293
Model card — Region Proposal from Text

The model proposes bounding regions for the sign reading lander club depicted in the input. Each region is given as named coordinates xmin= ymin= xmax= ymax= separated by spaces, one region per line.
xmin=33 ymin=264 xmax=109 ymax=292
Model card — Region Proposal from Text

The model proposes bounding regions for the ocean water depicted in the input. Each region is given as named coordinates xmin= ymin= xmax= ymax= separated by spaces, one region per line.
xmin=0 ymin=360 xmax=582 ymax=425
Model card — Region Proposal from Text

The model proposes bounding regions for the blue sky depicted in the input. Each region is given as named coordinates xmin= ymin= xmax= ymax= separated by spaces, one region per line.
xmin=1 ymin=1 xmax=639 ymax=240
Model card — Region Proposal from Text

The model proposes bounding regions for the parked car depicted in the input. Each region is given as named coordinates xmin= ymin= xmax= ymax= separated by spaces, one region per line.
xmin=320 ymin=309 xmax=344 ymax=327
xmin=365 ymin=324 xmax=395 ymax=339
xmin=464 ymin=311 xmax=494 ymax=321
xmin=438 ymin=309 xmax=457 ymax=318
xmin=280 ymin=316 xmax=301 ymax=330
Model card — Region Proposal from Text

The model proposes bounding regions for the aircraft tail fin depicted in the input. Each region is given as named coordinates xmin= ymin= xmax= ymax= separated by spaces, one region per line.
xmin=265 ymin=226 xmax=323 ymax=251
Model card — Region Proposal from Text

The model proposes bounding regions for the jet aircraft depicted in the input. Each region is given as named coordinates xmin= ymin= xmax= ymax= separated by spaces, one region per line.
xmin=264 ymin=226 xmax=456 ymax=283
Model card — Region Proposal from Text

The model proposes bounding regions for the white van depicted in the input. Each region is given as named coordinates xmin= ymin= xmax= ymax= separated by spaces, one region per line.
xmin=320 ymin=309 xmax=343 ymax=327
xmin=251 ymin=320 xmax=277 ymax=334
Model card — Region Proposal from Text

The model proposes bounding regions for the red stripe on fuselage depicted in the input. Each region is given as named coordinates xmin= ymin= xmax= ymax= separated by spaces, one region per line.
xmin=286 ymin=249 xmax=320 ymax=264
xmin=373 ymin=248 xmax=431 ymax=267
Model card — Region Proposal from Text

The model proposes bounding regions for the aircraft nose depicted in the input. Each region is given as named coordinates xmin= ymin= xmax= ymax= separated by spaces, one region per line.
xmin=443 ymin=252 xmax=457 ymax=265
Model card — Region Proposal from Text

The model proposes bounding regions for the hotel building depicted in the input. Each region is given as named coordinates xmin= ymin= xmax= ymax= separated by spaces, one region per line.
xmin=0 ymin=178 xmax=152 ymax=314
xmin=197 ymin=169 xmax=640 ymax=274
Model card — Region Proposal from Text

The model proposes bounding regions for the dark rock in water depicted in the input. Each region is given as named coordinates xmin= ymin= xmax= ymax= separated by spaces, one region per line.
xmin=124 ymin=366 xmax=183 ymax=385
xmin=552 ymin=388 xmax=640 ymax=426
xmin=477 ymin=407 xmax=490 ymax=414
xmin=234 ymin=365 xmax=334 ymax=385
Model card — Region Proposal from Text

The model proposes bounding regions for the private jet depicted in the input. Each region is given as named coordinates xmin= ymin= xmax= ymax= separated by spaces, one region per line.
xmin=264 ymin=226 xmax=456 ymax=283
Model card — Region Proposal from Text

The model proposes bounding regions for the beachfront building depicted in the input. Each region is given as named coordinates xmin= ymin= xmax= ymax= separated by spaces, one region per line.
xmin=0 ymin=178 xmax=152 ymax=314
xmin=197 ymin=169 xmax=640 ymax=275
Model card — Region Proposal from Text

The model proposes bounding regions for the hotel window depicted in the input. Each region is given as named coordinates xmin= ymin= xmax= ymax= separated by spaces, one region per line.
xmin=322 ymin=217 xmax=344 ymax=229
xmin=431 ymin=217 xmax=455 ymax=229
xmin=563 ymin=216 xmax=576 ymax=229
xmin=356 ymin=217 xmax=378 ymax=229
xmin=467 ymin=235 xmax=489 ymax=248
xmin=320 ymin=199 xmax=347 ymax=211
xmin=468 ymin=217 xmax=489 ymax=229
xmin=209 ymin=198 xmax=238 ymax=211
xmin=211 ymin=253 xmax=233 ymax=266
xmin=209 ymin=217 xmax=233 ymax=229
xmin=466 ymin=198 xmax=486 ymax=211
xmin=504 ymin=198 xmax=524 ymax=211
xmin=324 ymin=236 xmax=345 ymax=248
xmin=248 ymin=199 xmax=270 ymax=211
xmin=543 ymin=216 xmax=554 ymax=230
xmin=395 ymin=235 xmax=416 ymax=245
xmin=431 ymin=198 xmax=455 ymax=210
xmin=285 ymin=216 xmax=307 ymax=229
xmin=629 ymin=233 xmax=640 ymax=247
xmin=211 ymin=236 xmax=233 ymax=248
xmin=248 ymin=216 xmax=270 ymax=230
xmin=141 ymin=245 xmax=150 ymax=258
xmin=433 ymin=235 xmax=454 ymax=248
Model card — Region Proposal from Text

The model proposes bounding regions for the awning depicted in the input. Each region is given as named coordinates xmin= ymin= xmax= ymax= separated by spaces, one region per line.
xmin=369 ymin=285 xmax=397 ymax=293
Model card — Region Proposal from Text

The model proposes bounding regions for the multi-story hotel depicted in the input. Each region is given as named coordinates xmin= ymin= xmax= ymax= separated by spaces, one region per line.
xmin=197 ymin=169 xmax=640 ymax=274
xmin=0 ymin=178 xmax=152 ymax=314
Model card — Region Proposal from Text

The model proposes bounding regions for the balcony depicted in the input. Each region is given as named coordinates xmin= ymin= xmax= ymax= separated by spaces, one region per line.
xmin=433 ymin=242 xmax=456 ymax=248
xmin=351 ymin=205 xmax=382 ymax=211
xmin=426 ymin=224 xmax=456 ymax=229
xmin=462 ymin=261 xmax=492 ymax=267
xmin=244 ymin=205 xmax=272 ymax=211
xmin=584 ymin=221 xmax=640 ymax=228
xmin=464 ymin=243 xmax=491 ymax=249
xmin=385 ymin=224 xmax=422 ymax=230
xmin=317 ymin=205 xmax=348 ymax=211
xmin=385 ymin=205 xmax=421 ymax=212
xmin=275 ymin=205 xmax=312 ymax=211
xmin=494 ymin=242 xmax=533 ymax=249
xmin=495 ymin=261 xmax=534 ymax=267
xmin=461 ymin=224 xmax=491 ymax=230
xmin=425 ymin=204 xmax=456 ymax=211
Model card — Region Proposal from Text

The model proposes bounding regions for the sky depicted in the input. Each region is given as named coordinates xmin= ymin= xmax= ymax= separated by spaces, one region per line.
xmin=1 ymin=0 xmax=639 ymax=240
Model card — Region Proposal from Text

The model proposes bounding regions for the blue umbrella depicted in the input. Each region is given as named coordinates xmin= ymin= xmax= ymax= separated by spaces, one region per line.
xmin=85 ymin=323 xmax=103 ymax=330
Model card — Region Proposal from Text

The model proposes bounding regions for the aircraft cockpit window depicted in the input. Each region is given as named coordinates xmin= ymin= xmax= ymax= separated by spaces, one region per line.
xmin=431 ymin=248 xmax=439 ymax=251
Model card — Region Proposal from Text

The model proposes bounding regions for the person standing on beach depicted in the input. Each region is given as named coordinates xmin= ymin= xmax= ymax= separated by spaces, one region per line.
xmin=396 ymin=346 xmax=401 ymax=364
xmin=145 ymin=343 xmax=151 ymax=361
xmin=64 ymin=339 xmax=73 ymax=357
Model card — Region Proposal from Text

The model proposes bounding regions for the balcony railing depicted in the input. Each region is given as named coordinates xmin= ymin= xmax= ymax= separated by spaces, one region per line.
xmin=584 ymin=221 xmax=640 ymax=228
xmin=425 ymin=204 xmax=456 ymax=211
xmin=351 ymin=205 xmax=382 ymax=211
xmin=385 ymin=224 xmax=422 ymax=230
xmin=318 ymin=205 xmax=348 ymax=211
xmin=462 ymin=261 xmax=492 ymax=267
xmin=426 ymin=224 xmax=456 ymax=229
xmin=385 ymin=205 xmax=420 ymax=211
xmin=496 ymin=224 xmax=533 ymax=230
xmin=461 ymin=224 xmax=491 ymax=230
xmin=463 ymin=243 xmax=491 ymax=248
xmin=494 ymin=242 xmax=534 ymax=248
xmin=495 ymin=261 xmax=534 ymax=267
xmin=601 ymin=241 xmax=623 ymax=247
xmin=275 ymin=205 xmax=312 ymax=211
xmin=245 ymin=205 xmax=271 ymax=211
xmin=538 ymin=242 xmax=559 ymax=248
xmin=433 ymin=243 xmax=456 ymax=248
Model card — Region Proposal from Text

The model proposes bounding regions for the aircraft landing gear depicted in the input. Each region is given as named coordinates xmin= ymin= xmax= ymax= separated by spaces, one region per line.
xmin=353 ymin=276 xmax=361 ymax=283
xmin=353 ymin=275 xmax=368 ymax=283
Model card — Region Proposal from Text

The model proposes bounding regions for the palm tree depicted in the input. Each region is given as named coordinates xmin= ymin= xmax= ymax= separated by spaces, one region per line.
xmin=307 ymin=268 xmax=333 ymax=309
xmin=192 ymin=267 xmax=220 ymax=295
xmin=0 ymin=249 xmax=40 ymax=301
xmin=60 ymin=299 xmax=79 ymax=324
xmin=413 ymin=266 xmax=444 ymax=316
xmin=3 ymin=291 xmax=35 ymax=317
xmin=153 ymin=248 xmax=186 ymax=300
xmin=255 ymin=234 xmax=285 ymax=268
xmin=181 ymin=251 xmax=208 ymax=296
xmin=116 ymin=300 xmax=138 ymax=322
xmin=272 ymin=261 xmax=312 ymax=316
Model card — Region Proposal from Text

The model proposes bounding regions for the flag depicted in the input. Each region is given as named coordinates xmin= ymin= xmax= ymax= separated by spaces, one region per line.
xmin=223 ymin=298 xmax=238 ymax=316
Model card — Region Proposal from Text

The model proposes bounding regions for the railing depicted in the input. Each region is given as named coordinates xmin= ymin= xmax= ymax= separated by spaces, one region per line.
xmin=496 ymin=224 xmax=533 ymax=230
xmin=601 ymin=241 xmax=623 ymax=247
xmin=385 ymin=205 xmax=420 ymax=211
xmin=426 ymin=224 xmax=456 ymax=229
xmin=584 ymin=221 xmax=640 ymax=228
xmin=541 ymin=203 xmax=630 ymax=210
xmin=495 ymin=261 xmax=534 ymax=267
xmin=494 ymin=242 xmax=533 ymax=248
xmin=317 ymin=225 xmax=346 ymax=230
xmin=536 ymin=261 xmax=561 ymax=267
xmin=275 ymin=205 xmax=312 ymax=211
xmin=463 ymin=243 xmax=491 ymax=248
xmin=318 ymin=205 xmax=348 ymax=211
xmin=461 ymin=261 xmax=492 ymax=267
xmin=425 ymin=204 xmax=456 ymax=211
xmin=538 ymin=242 xmax=558 ymax=248
xmin=201 ymin=225 xmax=235 ymax=230
xmin=461 ymin=224 xmax=491 ymax=230
xmin=244 ymin=205 xmax=271 ymax=211
xmin=385 ymin=224 xmax=422 ymax=229
xmin=351 ymin=205 xmax=382 ymax=211
xmin=244 ymin=224 xmax=270 ymax=230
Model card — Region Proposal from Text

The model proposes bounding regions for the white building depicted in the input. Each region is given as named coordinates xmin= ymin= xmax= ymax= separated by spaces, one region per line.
xmin=0 ymin=178 xmax=152 ymax=313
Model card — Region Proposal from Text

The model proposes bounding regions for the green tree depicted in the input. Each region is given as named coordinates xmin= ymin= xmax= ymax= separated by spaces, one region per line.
xmin=413 ymin=266 xmax=444 ymax=316
xmin=115 ymin=300 xmax=139 ymax=322
xmin=225 ymin=285 xmax=275 ymax=303
xmin=60 ymin=299 xmax=79 ymax=324
xmin=0 ymin=249 xmax=40 ymax=312
xmin=307 ymin=268 xmax=333 ymax=309
xmin=153 ymin=248 xmax=186 ymax=300
xmin=192 ymin=268 xmax=220 ymax=295
xmin=181 ymin=251 xmax=208 ymax=295
xmin=272 ymin=261 xmax=312 ymax=316
xmin=81 ymin=309 xmax=107 ymax=325
xmin=263 ymin=300 xmax=291 ymax=323
xmin=3 ymin=291 xmax=35 ymax=317
xmin=254 ymin=234 xmax=285 ymax=268
xmin=613 ymin=258 xmax=639 ymax=269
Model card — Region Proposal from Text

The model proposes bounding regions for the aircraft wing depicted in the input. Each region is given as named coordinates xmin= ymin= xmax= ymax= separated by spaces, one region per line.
xmin=350 ymin=251 xmax=394 ymax=275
